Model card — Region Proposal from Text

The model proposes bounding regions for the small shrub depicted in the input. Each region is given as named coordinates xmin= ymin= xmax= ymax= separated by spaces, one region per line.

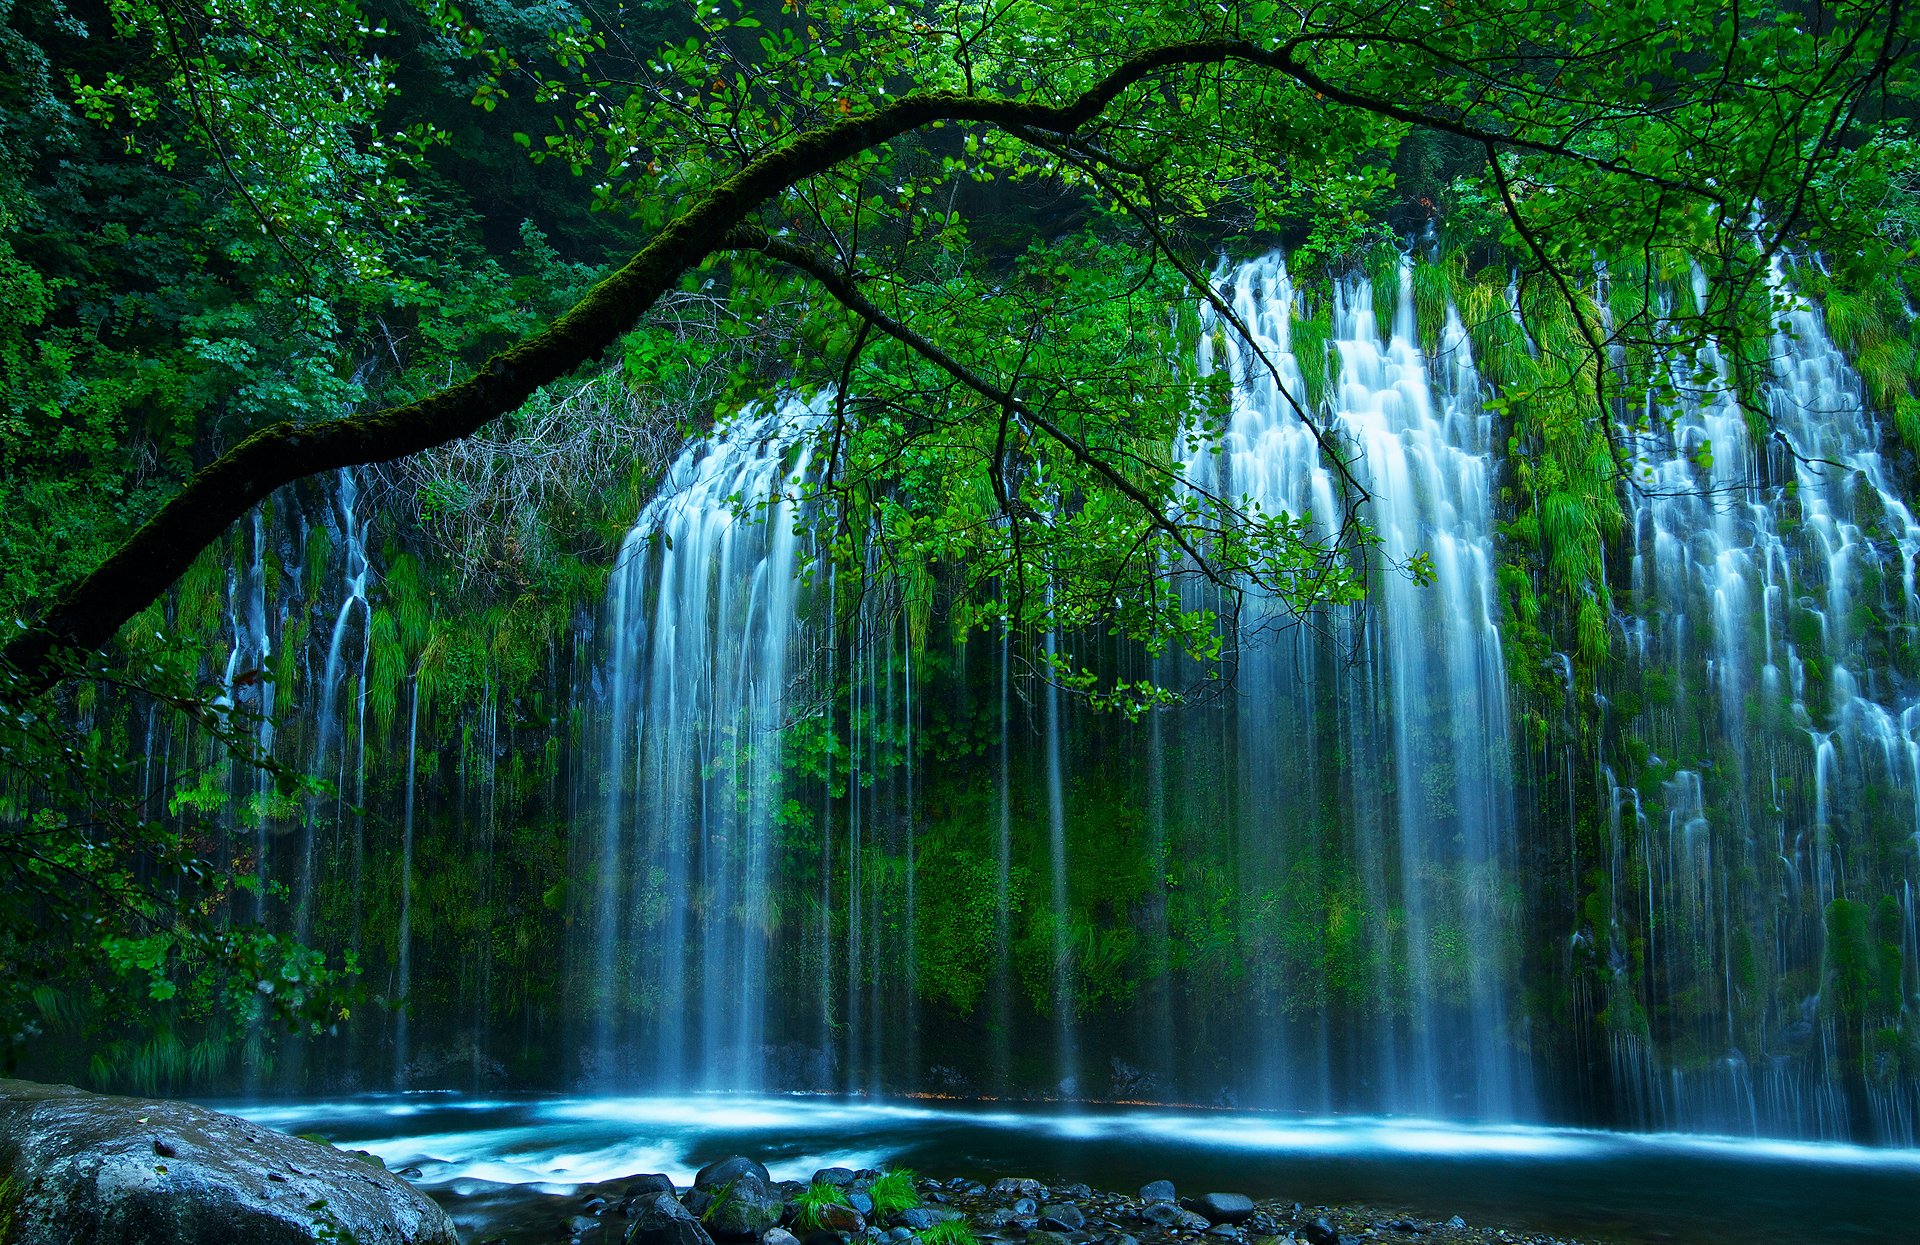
xmin=868 ymin=1169 xmax=920 ymax=1218
xmin=792 ymin=1180 xmax=852 ymax=1231
xmin=920 ymin=1221 xmax=980 ymax=1245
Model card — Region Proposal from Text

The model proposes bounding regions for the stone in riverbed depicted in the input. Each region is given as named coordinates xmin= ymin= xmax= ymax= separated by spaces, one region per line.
xmin=1302 ymin=1217 xmax=1340 ymax=1245
xmin=1039 ymin=1204 xmax=1086 ymax=1232
xmin=990 ymin=1178 xmax=1047 ymax=1202
xmin=813 ymin=1203 xmax=867 ymax=1234
xmin=848 ymin=1191 xmax=876 ymax=1216
xmin=1140 ymin=1202 xmax=1202 ymax=1230
xmin=1138 ymin=1182 xmax=1177 ymax=1205
xmin=629 ymin=1175 xmax=679 ymax=1198
xmin=1181 ymin=1195 xmax=1254 ymax=1226
xmin=1012 ymin=1198 xmax=1040 ymax=1216
xmin=1444 ymin=1217 xmax=1467 ymax=1230
xmin=0 ymin=1078 xmax=456 ymax=1245
xmin=698 ymin=1157 xmax=774 ymax=1190
xmin=705 ymin=1173 xmax=785 ymax=1241
xmin=815 ymin=1168 xmax=859 ymax=1188
xmin=1026 ymin=1231 xmax=1074 ymax=1245
xmin=764 ymin=1227 xmax=804 ymax=1245
xmin=630 ymin=1193 xmax=719 ymax=1245
xmin=894 ymin=1208 xmax=962 ymax=1231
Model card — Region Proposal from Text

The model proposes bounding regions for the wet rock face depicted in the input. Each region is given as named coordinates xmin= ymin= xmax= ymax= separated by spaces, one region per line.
xmin=0 ymin=1078 xmax=458 ymax=1245
xmin=629 ymin=1192 xmax=717 ymax=1245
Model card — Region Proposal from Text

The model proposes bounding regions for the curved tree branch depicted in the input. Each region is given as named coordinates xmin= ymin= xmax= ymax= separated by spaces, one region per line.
xmin=1 ymin=34 xmax=1741 ymax=691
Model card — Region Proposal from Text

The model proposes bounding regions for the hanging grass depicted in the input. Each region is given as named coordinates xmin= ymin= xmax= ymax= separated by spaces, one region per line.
xmin=1365 ymin=241 xmax=1402 ymax=332
xmin=1412 ymin=259 xmax=1453 ymax=353
xmin=1290 ymin=305 xmax=1336 ymax=411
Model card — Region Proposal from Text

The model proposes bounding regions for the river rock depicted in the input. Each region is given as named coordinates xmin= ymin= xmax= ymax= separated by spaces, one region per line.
xmin=1445 ymin=1217 xmax=1467 ymax=1230
xmin=698 ymin=1157 xmax=774 ymax=1189
xmin=1138 ymin=1181 xmax=1177 ymax=1204
xmin=847 ymin=1191 xmax=876 ymax=1216
xmin=815 ymin=1168 xmax=859 ymax=1188
xmin=1039 ymin=1204 xmax=1086 ymax=1231
xmin=0 ymin=1078 xmax=457 ymax=1245
xmin=629 ymin=1175 xmax=679 ymax=1197
xmin=1182 ymin=1195 xmax=1254 ymax=1226
xmin=1027 ymin=1232 xmax=1074 ymax=1245
xmin=631 ymin=1193 xmax=719 ymax=1245
xmin=813 ymin=1202 xmax=866 ymax=1234
xmin=1303 ymin=1217 xmax=1340 ymax=1245
xmin=1140 ymin=1202 xmax=1186 ymax=1229
xmin=1012 ymin=1197 xmax=1040 ymax=1216
xmin=894 ymin=1208 xmax=961 ymax=1231
xmin=764 ymin=1227 xmax=803 ymax=1245
xmin=706 ymin=1173 xmax=785 ymax=1241
xmin=990 ymin=1178 xmax=1047 ymax=1202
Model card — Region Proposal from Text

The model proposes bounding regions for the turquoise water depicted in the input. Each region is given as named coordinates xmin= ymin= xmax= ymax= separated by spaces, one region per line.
xmin=219 ymin=1094 xmax=1920 ymax=1244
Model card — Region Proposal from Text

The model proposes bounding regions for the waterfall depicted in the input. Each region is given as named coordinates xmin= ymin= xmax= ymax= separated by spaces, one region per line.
xmin=596 ymin=397 xmax=822 ymax=1090
xmin=395 ymin=677 xmax=419 ymax=1087
xmin=1044 ymin=622 xmax=1079 ymax=1096
xmin=1179 ymin=251 xmax=1527 ymax=1117
xmin=1604 ymin=259 xmax=1920 ymax=1141
xmin=311 ymin=468 xmax=372 ymax=943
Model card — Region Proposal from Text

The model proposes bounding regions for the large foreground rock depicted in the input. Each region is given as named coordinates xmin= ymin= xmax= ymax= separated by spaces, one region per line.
xmin=0 ymin=1079 xmax=458 ymax=1245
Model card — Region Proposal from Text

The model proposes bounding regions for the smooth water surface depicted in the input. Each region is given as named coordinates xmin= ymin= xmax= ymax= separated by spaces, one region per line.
xmin=218 ymin=1095 xmax=1920 ymax=1244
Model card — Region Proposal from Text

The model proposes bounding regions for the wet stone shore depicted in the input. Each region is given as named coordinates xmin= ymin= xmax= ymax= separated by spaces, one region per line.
xmin=443 ymin=1158 xmax=1604 ymax=1245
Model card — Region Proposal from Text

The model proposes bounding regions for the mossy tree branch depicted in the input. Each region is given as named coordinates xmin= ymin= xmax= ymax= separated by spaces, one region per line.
xmin=0 ymin=34 xmax=1769 ymax=691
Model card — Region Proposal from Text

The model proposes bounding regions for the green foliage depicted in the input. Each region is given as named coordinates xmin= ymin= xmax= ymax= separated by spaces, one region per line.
xmin=791 ymin=1181 xmax=853 ymax=1232
xmin=867 ymin=1170 xmax=920 ymax=1218
xmin=0 ymin=646 xmax=357 ymax=1080
xmin=920 ymin=1222 xmax=980 ymax=1245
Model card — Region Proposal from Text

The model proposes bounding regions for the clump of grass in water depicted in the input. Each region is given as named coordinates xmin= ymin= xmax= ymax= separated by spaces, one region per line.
xmin=920 ymin=1221 xmax=980 ymax=1245
xmin=868 ymin=1169 xmax=920 ymax=1218
xmin=791 ymin=1180 xmax=853 ymax=1231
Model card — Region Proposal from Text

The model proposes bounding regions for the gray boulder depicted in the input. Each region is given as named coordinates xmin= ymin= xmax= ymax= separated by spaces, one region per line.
xmin=1182 ymin=1194 xmax=1255 ymax=1226
xmin=813 ymin=1168 xmax=858 ymax=1188
xmin=1138 ymin=1181 xmax=1177 ymax=1205
xmin=704 ymin=1173 xmax=784 ymax=1241
xmin=697 ymin=1157 xmax=773 ymax=1189
xmin=1038 ymin=1204 xmax=1085 ymax=1231
xmin=0 ymin=1078 xmax=457 ymax=1245
xmin=628 ymin=1175 xmax=679 ymax=1197
xmin=631 ymin=1192 xmax=719 ymax=1245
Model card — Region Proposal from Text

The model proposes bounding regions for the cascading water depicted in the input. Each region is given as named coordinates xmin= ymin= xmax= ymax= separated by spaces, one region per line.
xmin=1601 ymin=259 xmax=1920 ymax=1141
xmin=1164 ymin=253 xmax=1527 ymax=1117
xmin=310 ymin=469 xmax=372 ymax=942
xmin=594 ymin=397 xmax=823 ymax=1090
xmin=308 ymin=247 xmax=1913 ymax=1144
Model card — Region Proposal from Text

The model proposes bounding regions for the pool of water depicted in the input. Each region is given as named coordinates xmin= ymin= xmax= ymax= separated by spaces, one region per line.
xmin=214 ymin=1095 xmax=1920 ymax=1244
